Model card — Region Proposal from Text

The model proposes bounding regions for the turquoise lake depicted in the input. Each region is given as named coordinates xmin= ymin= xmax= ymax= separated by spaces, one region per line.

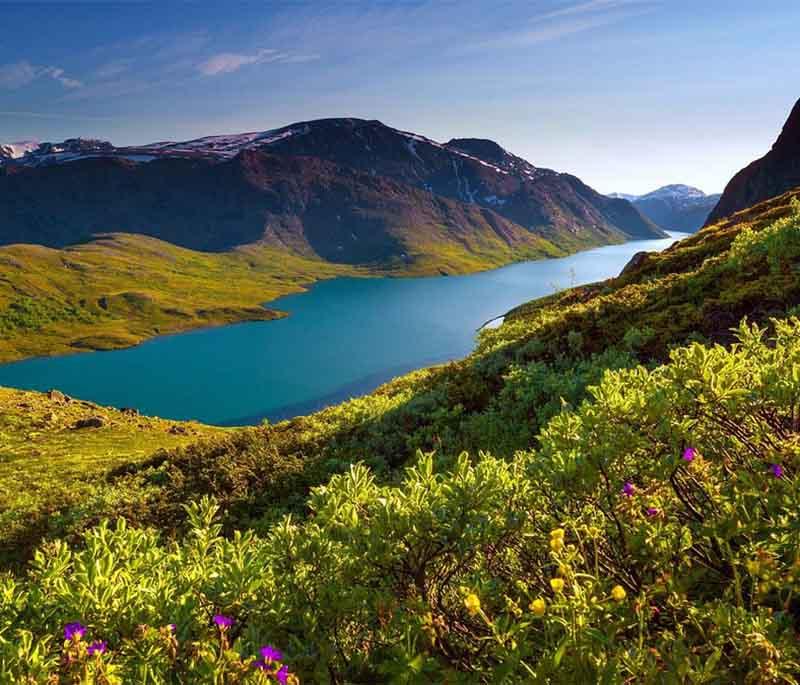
xmin=0 ymin=233 xmax=685 ymax=425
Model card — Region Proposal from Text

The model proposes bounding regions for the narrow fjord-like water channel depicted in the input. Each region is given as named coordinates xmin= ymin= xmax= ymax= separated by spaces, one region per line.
xmin=0 ymin=233 xmax=685 ymax=424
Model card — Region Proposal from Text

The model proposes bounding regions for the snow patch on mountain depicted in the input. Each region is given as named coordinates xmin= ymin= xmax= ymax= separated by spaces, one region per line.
xmin=0 ymin=140 xmax=39 ymax=159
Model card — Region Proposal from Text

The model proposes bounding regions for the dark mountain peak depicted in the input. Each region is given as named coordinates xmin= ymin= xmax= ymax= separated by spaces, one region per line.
xmin=0 ymin=115 xmax=665 ymax=263
xmin=772 ymin=97 xmax=800 ymax=157
xmin=445 ymin=138 xmax=508 ymax=164
xmin=706 ymin=97 xmax=800 ymax=225
xmin=298 ymin=117 xmax=385 ymax=132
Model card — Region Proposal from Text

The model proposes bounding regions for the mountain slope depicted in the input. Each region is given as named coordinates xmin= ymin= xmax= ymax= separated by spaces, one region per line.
xmin=707 ymin=97 xmax=800 ymax=224
xmin=253 ymin=118 xmax=664 ymax=242
xmin=3 ymin=190 xmax=800 ymax=683
xmin=0 ymin=149 xmax=559 ymax=265
xmin=0 ymin=118 xmax=663 ymax=264
xmin=610 ymin=184 xmax=721 ymax=232
xmin=5 ymin=186 xmax=799 ymax=566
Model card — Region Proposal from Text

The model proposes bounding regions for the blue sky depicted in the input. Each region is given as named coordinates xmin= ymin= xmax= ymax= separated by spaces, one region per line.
xmin=0 ymin=0 xmax=798 ymax=194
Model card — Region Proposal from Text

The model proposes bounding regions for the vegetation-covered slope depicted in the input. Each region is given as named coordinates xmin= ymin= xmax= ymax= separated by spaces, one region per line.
xmin=1 ymin=189 xmax=800 ymax=683
xmin=2 ymin=227 xmax=800 ymax=682
xmin=0 ymin=386 xmax=222 ymax=568
xmin=0 ymin=234 xmax=358 ymax=363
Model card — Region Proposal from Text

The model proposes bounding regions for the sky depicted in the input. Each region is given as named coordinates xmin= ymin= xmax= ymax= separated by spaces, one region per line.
xmin=0 ymin=0 xmax=798 ymax=195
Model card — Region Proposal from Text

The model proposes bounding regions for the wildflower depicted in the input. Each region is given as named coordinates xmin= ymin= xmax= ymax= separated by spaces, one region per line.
xmin=213 ymin=614 xmax=234 ymax=629
xmin=464 ymin=593 xmax=481 ymax=616
xmin=550 ymin=536 xmax=564 ymax=552
xmin=530 ymin=598 xmax=547 ymax=617
xmin=550 ymin=528 xmax=565 ymax=540
xmin=622 ymin=482 xmax=635 ymax=497
xmin=771 ymin=464 xmax=784 ymax=478
xmin=260 ymin=645 xmax=283 ymax=662
xmin=611 ymin=585 xmax=627 ymax=601
xmin=550 ymin=578 xmax=565 ymax=593
xmin=682 ymin=447 xmax=696 ymax=462
xmin=87 ymin=641 xmax=107 ymax=656
xmin=64 ymin=622 xmax=86 ymax=641
xmin=277 ymin=666 xmax=290 ymax=684
xmin=646 ymin=507 xmax=659 ymax=517
xmin=168 ymin=624 xmax=176 ymax=634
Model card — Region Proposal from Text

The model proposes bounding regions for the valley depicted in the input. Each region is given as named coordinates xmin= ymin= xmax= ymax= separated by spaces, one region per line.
xmin=0 ymin=231 xmax=683 ymax=424
xmin=1 ymin=5 xmax=799 ymax=676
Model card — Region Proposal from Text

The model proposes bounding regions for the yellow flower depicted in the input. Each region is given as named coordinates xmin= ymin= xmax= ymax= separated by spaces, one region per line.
xmin=611 ymin=585 xmax=627 ymax=601
xmin=464 ymin=593 xmax=481 ymax=616
xmin=550 ymin=578 xmax=565 ymax=593
xmin=550 ymin=537 xmax=564 ymax=552
xmin=550 ymin=528 xmax=565 ymax=540
xmin=530 ymin=598 xmax=547 ymax=616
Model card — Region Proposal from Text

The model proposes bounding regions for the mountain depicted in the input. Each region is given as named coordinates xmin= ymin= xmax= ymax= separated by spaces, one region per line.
xmin=0 ymin=140 xmax=38 ymax=161
xmin=0 ymin=118 xmax=663 ymax=267
xmin=609 ymin=184 xmax=721 ymax=232
xmin=706 ymin=97 xmax=800 ymax=225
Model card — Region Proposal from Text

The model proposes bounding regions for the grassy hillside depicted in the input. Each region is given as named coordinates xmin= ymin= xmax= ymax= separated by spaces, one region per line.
xmin=0 ymin=234 xmax=359 ymax=363
xmin=1 ymin=189 xmax=800 ymax=682
xmin=0 ymin=386 xmax=224 ymax=567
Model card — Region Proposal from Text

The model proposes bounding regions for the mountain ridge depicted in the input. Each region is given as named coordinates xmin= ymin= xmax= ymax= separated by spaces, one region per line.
xmin=0 ymin=117 xmax=664 ymax=263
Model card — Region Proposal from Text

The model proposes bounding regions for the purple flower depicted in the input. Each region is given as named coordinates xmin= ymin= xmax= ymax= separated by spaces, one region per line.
xmin=622 ymin=482 xmax=635 ymax=497
xmin=253 ymin=659 xmax=269 ymax=671
xmin=683 ymin=447 xmax=696 ymax=462
xmin=646 ymin=507 xmax=659 ymax=517
xmin=87 ymin=641 xmax=107 ymax=655
xmin=260 ymin=644 xmax=283 ymax=662
xmin=64 ymin=622 xmax=86 ymax=641
xmin=168 ymin=623 xmax=176 ymax=634
xmin=213 ymin=614 xmax=234 ymax=629
xmin=277 ymin=665 xmax=290 ymax=684
xmin=771 ymin=463 xmax=784 ymax=478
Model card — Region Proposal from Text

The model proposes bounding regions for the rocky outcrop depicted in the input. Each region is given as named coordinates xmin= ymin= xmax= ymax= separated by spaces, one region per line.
xmin=706 ymin=98 xmax=800 ymax=225
xmin=620 ymin=251 xmax=650 ymax=276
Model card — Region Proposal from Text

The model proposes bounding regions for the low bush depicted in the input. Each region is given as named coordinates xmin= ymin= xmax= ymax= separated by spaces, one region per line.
xmin=3 ymin=318 xmax=800 ymax=683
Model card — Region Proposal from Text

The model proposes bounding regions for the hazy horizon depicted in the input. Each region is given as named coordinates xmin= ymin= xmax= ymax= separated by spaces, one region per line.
xmin=2 ymin=0 xmax=798 ymax=195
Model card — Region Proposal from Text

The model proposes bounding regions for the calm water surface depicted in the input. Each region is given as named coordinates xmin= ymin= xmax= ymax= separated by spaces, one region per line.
xmin=0 ymin=233 xmax=685 ymax=424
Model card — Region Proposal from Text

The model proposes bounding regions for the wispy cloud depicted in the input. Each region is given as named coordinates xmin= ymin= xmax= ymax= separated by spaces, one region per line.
xmin=473 ymin=0 xmax=659 ymax=49
xmin=541 ymin=0 xmax=652 ymax=20
xmin=497 ymin=12 xmax=637 ymax=47
xmin=93 ymin=59 xmax=132 ymax=80
xmin=0 ymin=61 xmax=82 ymax=89
xmin=197 ymin=48 xmax=318 ymax=76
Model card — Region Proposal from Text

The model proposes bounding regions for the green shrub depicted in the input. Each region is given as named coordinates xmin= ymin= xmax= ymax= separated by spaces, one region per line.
xmin=728 ymin=198 xmax=800 ymax=273
xmin=4 ymin=318 xmax=800 ymax=682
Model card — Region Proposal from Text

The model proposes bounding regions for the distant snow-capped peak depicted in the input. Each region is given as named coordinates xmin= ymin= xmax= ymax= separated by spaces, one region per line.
xmin=609 ymin=185 xmax=710 ymax=202
xmin=0 ymin=140 xmax=39 ymax=159
xmin=640 ymin=184 xmax=707 ymax=201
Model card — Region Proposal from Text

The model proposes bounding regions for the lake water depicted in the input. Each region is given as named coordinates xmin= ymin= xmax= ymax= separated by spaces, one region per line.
xmin=0 ymin=233 xmax=685 ymax=425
